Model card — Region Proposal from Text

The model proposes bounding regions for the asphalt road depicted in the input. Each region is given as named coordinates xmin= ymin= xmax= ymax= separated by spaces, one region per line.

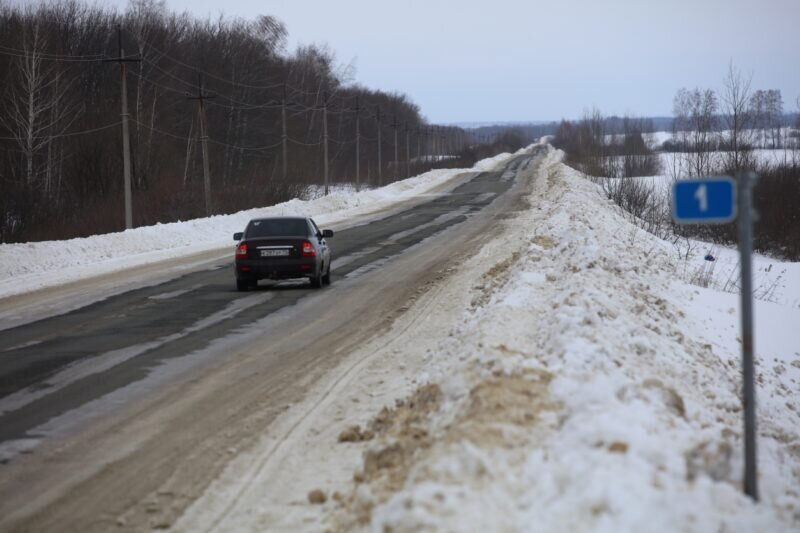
xmin=0 ymin=147 xmax=544 ymax=531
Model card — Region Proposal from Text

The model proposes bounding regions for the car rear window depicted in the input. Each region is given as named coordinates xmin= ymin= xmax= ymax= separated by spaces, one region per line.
xmin=246 ymin=218 xmax=309 ymax=238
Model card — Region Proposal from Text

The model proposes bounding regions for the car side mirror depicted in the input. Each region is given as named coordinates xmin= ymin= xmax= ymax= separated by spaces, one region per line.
xmin=233 ymin=232 xmax=243 ymax=241
xmin=322 ymin=229 xmax=334 ymax=238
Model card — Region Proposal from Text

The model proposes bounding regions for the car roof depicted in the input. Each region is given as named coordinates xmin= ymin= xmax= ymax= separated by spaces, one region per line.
xmin=249 ymin=216 xmax=309 ymax=223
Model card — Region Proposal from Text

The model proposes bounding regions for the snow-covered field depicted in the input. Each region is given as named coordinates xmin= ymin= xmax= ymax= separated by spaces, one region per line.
xmin=177 ymin=145 xmax=799 ymax=532
xmin=658 ymin=149 xmax=800 ymax=178
xmin=0 ymin=152 xmax=514 ymax=300
xmin=644 ymin=129 xmax=800 ymax=152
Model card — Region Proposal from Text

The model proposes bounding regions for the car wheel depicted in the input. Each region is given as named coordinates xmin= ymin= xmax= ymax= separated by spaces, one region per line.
xmin=322 ymin=264 xmax=331 ymax=285
xmin=236 ymin=278 xmax=249 ymax=292
xmin=310 ymin=269 xmax=323 ymax=288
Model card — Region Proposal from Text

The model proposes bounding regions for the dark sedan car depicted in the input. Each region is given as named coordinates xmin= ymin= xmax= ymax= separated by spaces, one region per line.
xmin=233 ymin=216 xmax=333 ymax=291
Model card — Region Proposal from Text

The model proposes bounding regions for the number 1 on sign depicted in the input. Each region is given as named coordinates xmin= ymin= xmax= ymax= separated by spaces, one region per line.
xmin=694 ymin=184 xmax=708 ymax=212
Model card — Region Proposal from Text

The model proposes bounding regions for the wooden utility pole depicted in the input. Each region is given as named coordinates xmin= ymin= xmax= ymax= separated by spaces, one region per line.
xmin=392 ymin=114 xmax=399 ymax=181
xmin=355 ymin=96 xmax=361 ymax=191
xmin=404 ymin=123 xmax=410 ymax=179
xmin=186 ymin=73 xmax=216 ymax=216
xmin=416 ymin=127 xmax=421 ymax=173
xmin=104 ymin=25 xmax=140 ymax=230
xmin=376 ymin=106 xmax=382 ymax=186
xmin=424 ymin=127 xmax=429 ymax=167
xmin=323 ymin=94 xmax=329 ymax=196
xmin=281 ymin=85 xmax=288 ymax=182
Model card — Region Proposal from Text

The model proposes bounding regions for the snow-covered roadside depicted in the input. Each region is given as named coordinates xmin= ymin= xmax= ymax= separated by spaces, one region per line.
xmin=0 ymin=152 xmax=516 ymax=300
xmin=323 ymin=147 xmax=800 ymax=531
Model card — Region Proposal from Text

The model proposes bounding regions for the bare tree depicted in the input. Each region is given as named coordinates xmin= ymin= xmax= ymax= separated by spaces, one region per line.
xmin=127 ymin=0 xmax=168 ymax=189
xmin=765 ymin=89 xmax=783 ymax=148
xmin=671 ymin=89 xmax=691 ymax=178
xmin=690 ymin=89 xmax=718 ymax=176
xmin=621 ymin=116 xmax=660 ymax=177
xmin=748 ymin=89 xmax=766 ymax=148
xmin=720 ymin=62 xmax=754 ymax=173
xmin=672 ymin=87 xmax=717 ymax=177
xmin=0 ymin=18 xmax=77 ymax=188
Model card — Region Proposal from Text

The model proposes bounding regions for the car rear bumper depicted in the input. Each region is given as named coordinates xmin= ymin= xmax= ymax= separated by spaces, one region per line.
xmin=235 ymin=258 xmax=317 ymax=280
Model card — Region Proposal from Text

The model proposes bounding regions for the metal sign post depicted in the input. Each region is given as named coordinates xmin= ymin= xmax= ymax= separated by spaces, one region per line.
xmin=737 ymin=171 xmax=758 ymax=501
xmin=672 ymin=174 xmax=758 ymax=501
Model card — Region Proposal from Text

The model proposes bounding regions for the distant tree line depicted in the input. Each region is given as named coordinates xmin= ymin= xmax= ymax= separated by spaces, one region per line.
xmin=0 ymin=0 xmax=509 ymax=243
xmin=469 ymin=123 xmax=554 ymax=144
xmin=552 ymin=110 xmax=661 ymax=178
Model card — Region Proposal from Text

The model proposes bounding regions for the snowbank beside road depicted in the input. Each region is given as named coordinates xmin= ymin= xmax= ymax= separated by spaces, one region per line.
xmin=329 ymin=147 xmax=800 ymax=531
xmin=0 ymin=151 xmax=518 ymax=299
xmin=170 ymin=144 xmax=798 ymax=532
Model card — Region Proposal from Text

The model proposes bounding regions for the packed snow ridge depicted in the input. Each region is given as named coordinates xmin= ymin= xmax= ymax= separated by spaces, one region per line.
xmin=324 ymin=147 xmax=799 ymax=531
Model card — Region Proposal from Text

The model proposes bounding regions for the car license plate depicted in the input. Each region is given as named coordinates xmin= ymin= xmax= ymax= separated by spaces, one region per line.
xmin=260 ymin=249 xmax=289 ymax=257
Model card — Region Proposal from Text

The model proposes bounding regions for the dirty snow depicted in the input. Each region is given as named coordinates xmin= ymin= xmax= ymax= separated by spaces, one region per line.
xmin=328 ymin=147 xmax=800 ymax=531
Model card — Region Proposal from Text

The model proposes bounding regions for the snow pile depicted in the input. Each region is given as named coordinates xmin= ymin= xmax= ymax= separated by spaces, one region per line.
xmin=335 ymin=147 xmax=800 ymax=531
xmin=0 ymin=151 xmax=518 ymax=299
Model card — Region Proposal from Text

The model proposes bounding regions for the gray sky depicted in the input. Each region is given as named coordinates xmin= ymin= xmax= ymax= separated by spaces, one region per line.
xmin=111 ymin=0 xmax=800 ymax=124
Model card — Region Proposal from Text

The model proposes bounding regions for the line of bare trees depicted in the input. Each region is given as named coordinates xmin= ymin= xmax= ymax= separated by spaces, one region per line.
xmin=667 ymin=65 xmax=795 ymax=177
xmin=551 ymin=64 xmax=800 ymax=259
xmin=0 ymin=0 xmax=502 ymax=243
xmin=552 ymin=110 xmax=661 ymax=178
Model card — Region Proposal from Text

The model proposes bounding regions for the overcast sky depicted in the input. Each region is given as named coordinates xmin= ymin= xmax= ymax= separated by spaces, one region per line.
xmin=108 ymin=0 xmax=799 ymax=124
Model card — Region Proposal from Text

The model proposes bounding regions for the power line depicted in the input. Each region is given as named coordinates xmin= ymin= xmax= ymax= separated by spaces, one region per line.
xmin=140 ymin=58 xmax=335 ymax=113
xmin=0 ymin=46 xmax=387 ymax=119
xmin=140 ymin=57 xmax=362 ymax=114
xmin=132 ymin=68 xmax=293 ymax=114
xmin=143 ymin=42 xmax=287 ymax=91
xmin=0 ymin=45 xmax=106 ymax=62
xmin=0 ymin=121 xmax=121 ymax=141
xmin=287 ymin=136 xmax=321 ymax=147
xmin=131 ymin=119 xmax=283 ymax=152
xmin=140 ymin=59 xmax=278 ymax=109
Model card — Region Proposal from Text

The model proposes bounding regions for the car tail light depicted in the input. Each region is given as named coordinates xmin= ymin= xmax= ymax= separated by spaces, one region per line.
xmin=302 ymin=241 xmax=316 ymax=257
xmin=236 ymin=243 xmax=248 ymax=258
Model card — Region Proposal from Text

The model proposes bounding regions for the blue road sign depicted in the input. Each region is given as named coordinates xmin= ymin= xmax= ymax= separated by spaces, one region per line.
xmin=672 ymin=177 xmax=737 ymax=224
